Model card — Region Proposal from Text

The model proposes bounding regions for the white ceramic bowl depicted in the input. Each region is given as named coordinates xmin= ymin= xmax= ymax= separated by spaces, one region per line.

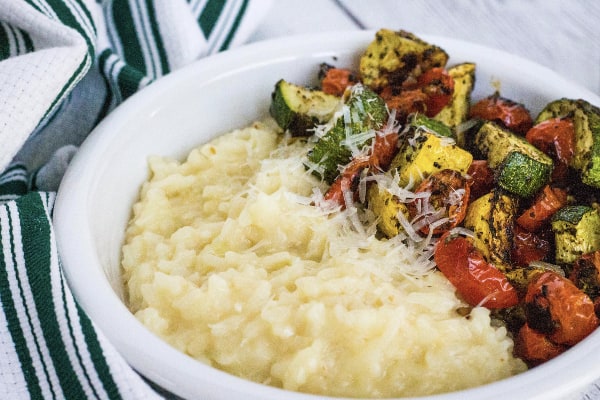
xmin=54 ymin=30 xmax=600 ymax=400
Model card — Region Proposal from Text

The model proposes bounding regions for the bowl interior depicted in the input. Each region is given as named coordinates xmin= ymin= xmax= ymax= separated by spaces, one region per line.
xmin=54 ymin=30 xmax=600 ymax=400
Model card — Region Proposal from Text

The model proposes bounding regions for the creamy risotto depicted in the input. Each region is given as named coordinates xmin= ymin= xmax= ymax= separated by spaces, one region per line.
xmin=121 ymin=120 xmax=526 ymax=398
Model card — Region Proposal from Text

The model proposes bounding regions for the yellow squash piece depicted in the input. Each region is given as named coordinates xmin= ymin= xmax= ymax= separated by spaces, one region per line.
xmin=359 ymin=29 xmax=449 ymax=91
xmin=552 ymin=205 xmax=600 ymax=265
xmin=434 ymin=62 xmax=476 ymax=147
xmin=389 ymin=132 xmax=473 ymax=188
xmin=463 ymin=189 xmax=520 ymax=272
xmin=367 ymin=184 xmax=410 ymax=238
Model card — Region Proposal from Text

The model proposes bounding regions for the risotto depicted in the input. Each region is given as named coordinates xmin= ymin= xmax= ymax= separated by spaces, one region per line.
xmin=121 ymin=120 xmax=526 ymax=398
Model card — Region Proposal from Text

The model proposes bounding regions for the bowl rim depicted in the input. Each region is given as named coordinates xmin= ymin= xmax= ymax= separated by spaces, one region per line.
xmin=54 ymin=29 xmax=600 ymax=400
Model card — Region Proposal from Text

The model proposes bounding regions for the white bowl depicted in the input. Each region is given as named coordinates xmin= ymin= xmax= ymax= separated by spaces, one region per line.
xmin=54 ymin=30 xmax=600 ymax=400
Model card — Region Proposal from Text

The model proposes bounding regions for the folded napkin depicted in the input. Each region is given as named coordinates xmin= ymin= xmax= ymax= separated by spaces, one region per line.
xmin=0 ymin=1 xmax=271 ymax=398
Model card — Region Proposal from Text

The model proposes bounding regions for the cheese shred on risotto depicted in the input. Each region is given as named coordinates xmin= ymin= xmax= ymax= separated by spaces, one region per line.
xmin=121 ymin=120 xmax=526 ymax=398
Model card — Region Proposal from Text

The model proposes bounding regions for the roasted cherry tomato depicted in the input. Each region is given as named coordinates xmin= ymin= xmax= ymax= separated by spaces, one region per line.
xmin=320 ymin=67 xmax=358 ymax=96
xmin=370 ymin=131 xmax=399 ymax=171
xmin=570 ymin=251 xmax=600 ymax=313
xmin=516 ymin=185 xmax=568 ymax=232
xmin=380 ymin=87 xmax=428 ymax=122
xmin=511 ymin=225 xmax=551 ymax=267
xmin=466 ymin=160 xmax=495 ymax=200
xmin=514 ymin=323 xmax=567 ymax=366
xmin=381 ymin=67 xmax=454 ymax=120
xmin=324 ymin=157 xmax=369 ymax=207
xmin=324 ymin=131 xmax=399 ymax=208
xmin=525 ymin=117 xmax=575 ymax=182
xmin=415 ymin=67 xmax=455 ymax=117
xmin=469 ymin=93 xmax=533 ymax=135
xmin=409 ymin=169 xmax=470 ymax=235
xmin=434 ymin=231 xmax=519 ymax=309
xmin=525 ymin=271 xmax=599 ymax=346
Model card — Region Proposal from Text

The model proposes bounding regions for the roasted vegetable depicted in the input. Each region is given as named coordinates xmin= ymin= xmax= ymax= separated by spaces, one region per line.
xmin=551 ymin=205 xmax=600 ymax=265
xmin=570 ymin=251 xmax=600 ymax=307
xmin=434 ymin=62 xmax=476 ymax=146
xmin=535 ymin=98 xmax=600 ymax=188
xmin=524 ymin=271 xmax=598 ymax=346
xmin=270 ymin=79 xmax=340 ymax=137
xmin=525 ymin=117 xmax=575 ymax=183
xmin=389 ymin=119 xmax=472 ymax=187
xmin=466 ymin=160 xmax=495 ymax=200
xmin=359 ymin=29 xmax=449 ymax=92
xmin=411 ymin=113 xmax=453 ymax=138
xmin=325 ymin=130 xmax=400 ymax=208
xmin=306 ymin=84 xmax=388 ymax=183
xmin=434 ymin=230 xmax=519 ymax=309
xmin=474 ymin=121 xmax=553 ymax=198
xmin=407 ymin=169 xmax=470 ymax=235
xmin=367 ymin=183 xmax=410 ymax=238
xmin=469 ymin=93 xmax=533 ymax=135
xmin=505 ymin=262 xmax=564 ymax=295
xmin=463 ymin=189 xmax=520 ymax=272
xmin=318 ymin=63 xmax=358 ymax=96
xmin=510 ymin=226 xmax=552 ymax=267
xmin=516 ymin=185 xmax=568 ymax=232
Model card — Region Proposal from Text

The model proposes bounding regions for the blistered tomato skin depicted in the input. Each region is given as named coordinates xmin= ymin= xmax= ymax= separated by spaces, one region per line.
xmin=525 ymin=271 xmax=599 ymax=346
xmin=469 ymin=94 xmax=533 ymax=135
xmin=434 ymin=232 xmax=519 ymax=309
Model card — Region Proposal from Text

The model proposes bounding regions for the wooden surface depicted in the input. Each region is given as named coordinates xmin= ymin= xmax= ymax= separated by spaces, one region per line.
xmin=249 ymin=1 xmax=600 ymax=399
xmin=250 ymin=0 xmax=600 ymax=96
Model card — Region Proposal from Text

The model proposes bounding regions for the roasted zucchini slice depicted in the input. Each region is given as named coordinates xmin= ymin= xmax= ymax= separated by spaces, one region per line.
xmin=551 ymin=205 xmax=600 ymax=265
xmin=536 ymin=98 xmax=600 ymax=188
xmin=463 ymin=189 xmax=520 ymax=272
xmin=359 ymin=29 xmax=449 ymax=91
xmin=411 ymin=113 xmax=453 ymax=138
xmin=474 ymin=121 xmax=553 ymax=198
xmin=306 ymin=84 xmax=388 ymax=183
xmin=434 ymin=62 xmax=476 ymax=146
xmin=270 ymin=79 xmax=341 ymax=137
xmin=389 ymin=124 xmax=472 ymax=188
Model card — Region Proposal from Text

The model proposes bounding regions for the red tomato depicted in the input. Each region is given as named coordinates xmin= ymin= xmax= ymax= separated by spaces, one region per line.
xmin=324 ymin=157 xmax=369 ymax=208
xmin=381 ymin=67 xmax=454 ymax=120
xmin=511 ymin=225 xmax=550 ymax=267
xmin=525 ymin=271 xmax=599 ymax=346
xmin=569 ymin=251 xmax=600 ymax=313
xmin=416 ymin=67 xmax=455 ymax=117
xmin=434 ymin=231 xmax=519 ymax=308
xmin=380 ymin=87 xmax=428 ymax=122
xmin=324 ymin=131 xmax=399 ymax=208
xmin=469 ymin=93 xmax=533 ymax=134
xmin=466 ymin=160 xmax=495 ymax=200
xmin=409 ymin=169 xmax=470 ymax=235
xmin=514 ymin=323 xmax=566 ymax=366
xmin=525 ymin=117 xmax=575 ymax=182
xmin=321 ymin=67 xmax=357 ymax=96
xmin=516 ymin=185 xmax=568 ymax=232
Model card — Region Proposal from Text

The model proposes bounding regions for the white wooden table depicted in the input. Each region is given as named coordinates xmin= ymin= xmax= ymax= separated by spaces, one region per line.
xmin=250 ymin=1 xmax=600 ymax=399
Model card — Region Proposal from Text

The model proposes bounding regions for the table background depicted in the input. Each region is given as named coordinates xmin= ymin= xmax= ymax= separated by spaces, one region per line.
xmin=249 ymin=1 xmax=600 ymax=399
xmin=249 ymin=0 xmax=600 ymax=97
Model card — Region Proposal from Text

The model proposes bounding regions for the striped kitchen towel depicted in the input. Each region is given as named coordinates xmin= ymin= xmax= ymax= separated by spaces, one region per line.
xmin=0 ymin=1 xmax=271 ymax=399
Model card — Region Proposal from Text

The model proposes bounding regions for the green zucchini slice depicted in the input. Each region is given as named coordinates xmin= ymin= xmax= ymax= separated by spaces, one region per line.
xmin=536 ymin=98 xmax=600 ymax=188
xmin=551 ymin=205 xmax=600 ymax=265
xmin=269 ymin=79 xmax=340 ymax=137
xmin=475 ymin=121 xmax=553 ymax=198
xmin=306 ymin=84 xmax=388 ymax=183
